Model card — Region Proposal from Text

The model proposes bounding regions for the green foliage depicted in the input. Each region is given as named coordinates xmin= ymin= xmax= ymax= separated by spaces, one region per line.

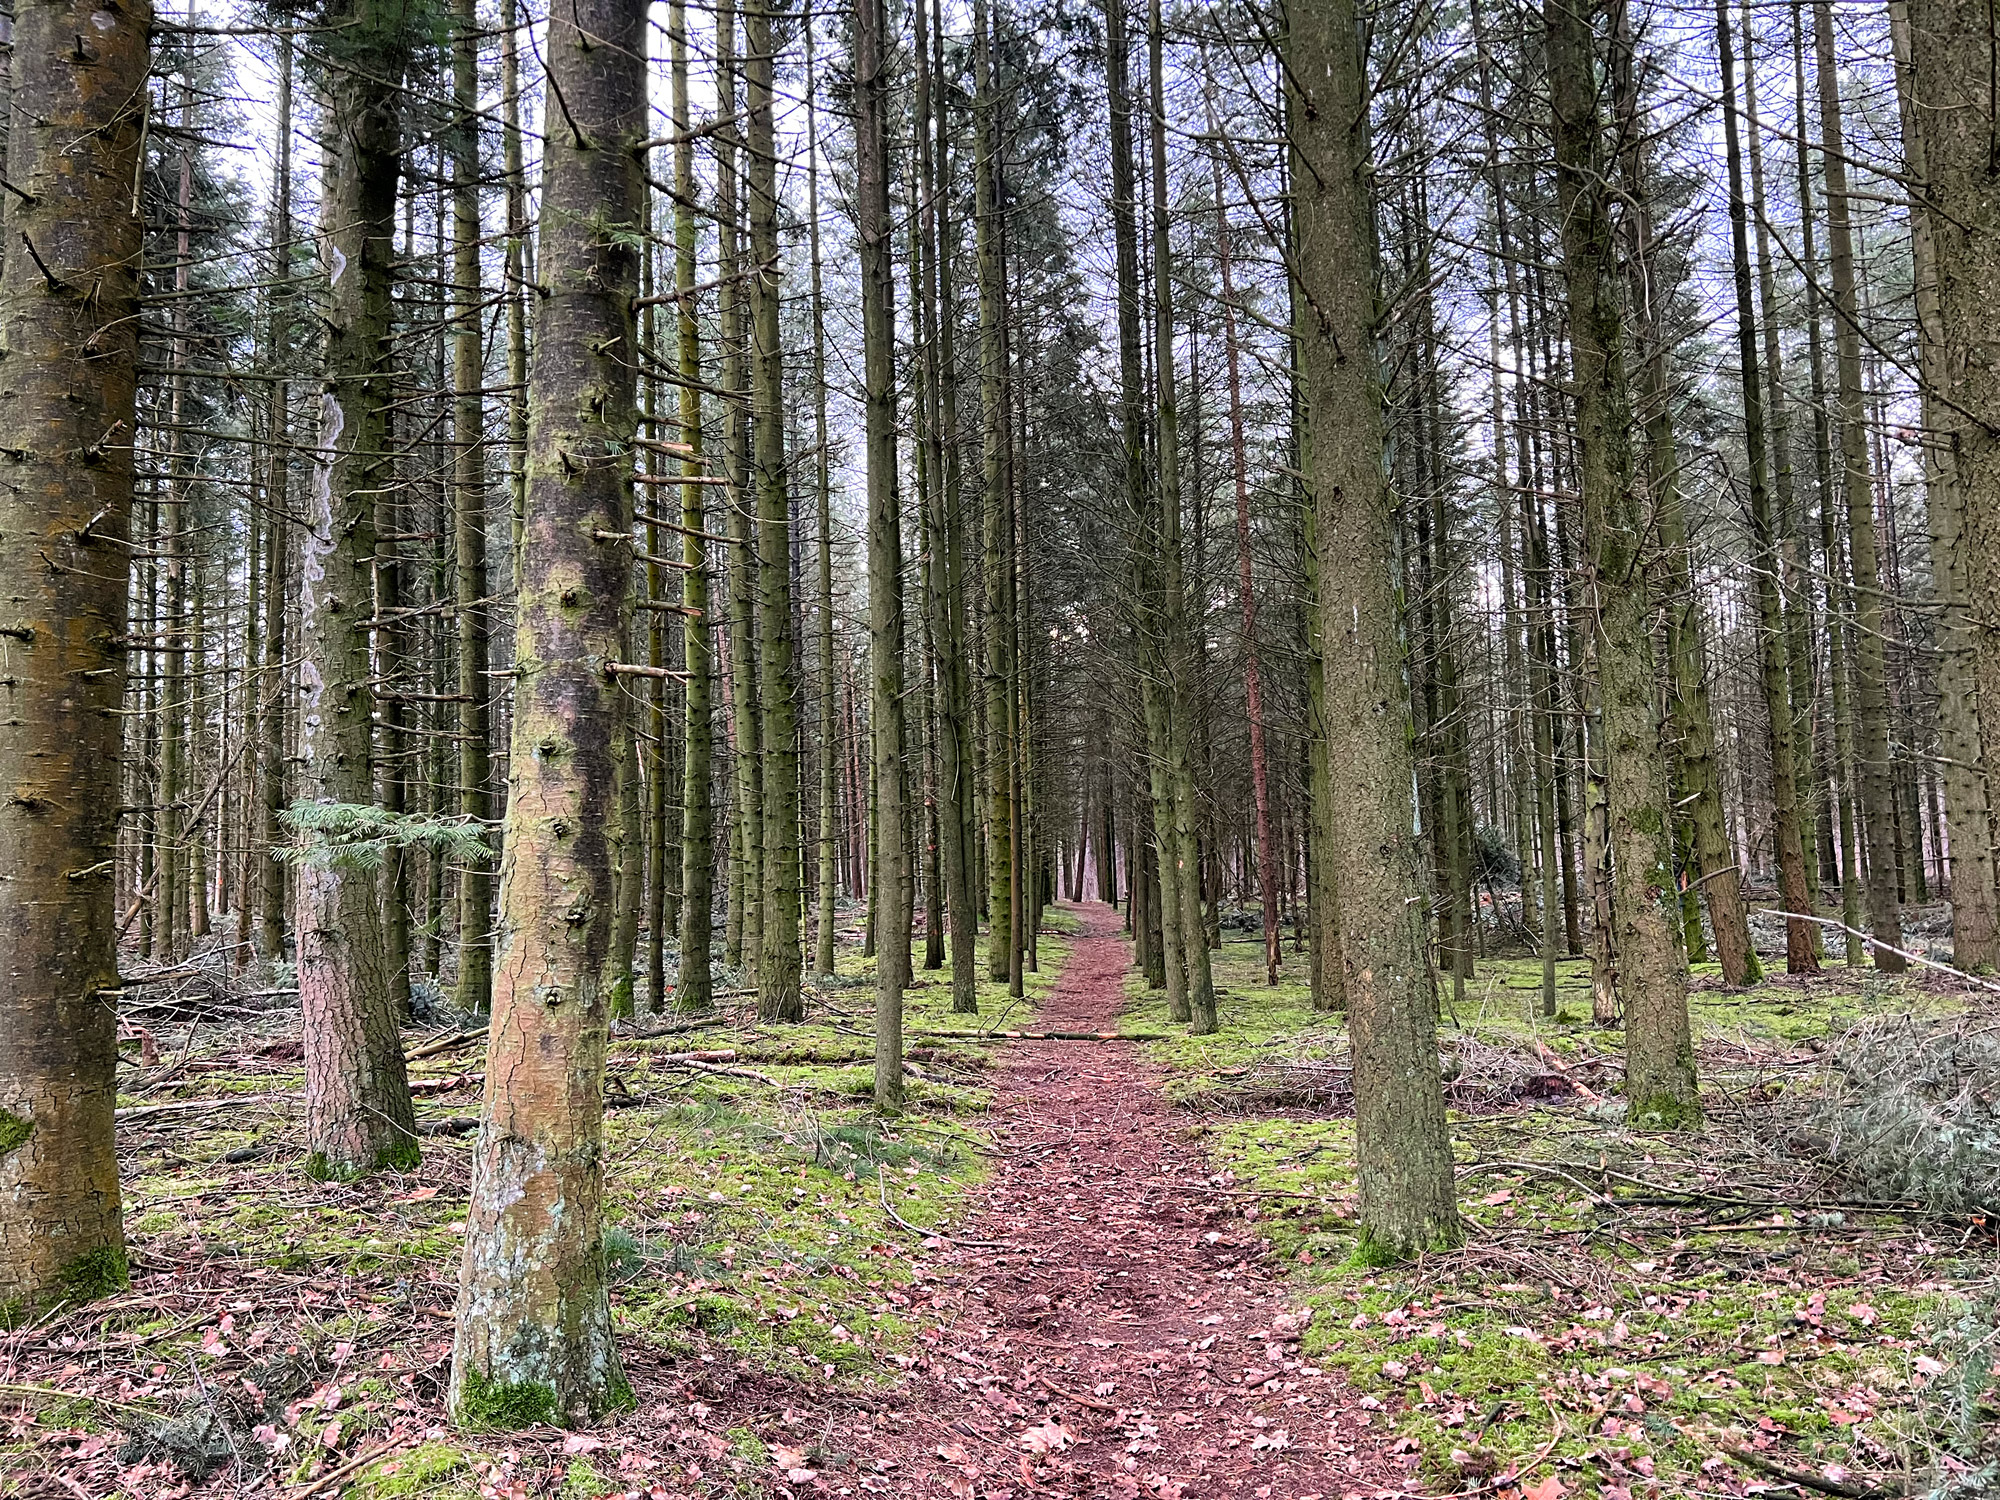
xmin=0 ymin=1108 xmax=33 ymax=1157
xmin=278 ymin=800 xmax=493 ymax=876
xmin=1805 ymin=1016 xmax=2000 ymax=1215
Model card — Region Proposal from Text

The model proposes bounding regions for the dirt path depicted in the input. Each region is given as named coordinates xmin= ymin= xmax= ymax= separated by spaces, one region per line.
xmin=837 ymin=902 xmax=1401 ymax=1499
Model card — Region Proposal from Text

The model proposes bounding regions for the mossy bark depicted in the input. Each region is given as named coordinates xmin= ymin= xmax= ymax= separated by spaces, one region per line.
xmin=1903 ymin=0 xmax=2000 ymax=970
xmin=0 ymin=0 xmax=147 ymax=1313
xmin=1291 ymin=0 xmax=1460 ymax=1255
xmin=858 ymin=0 xmax=909 ymax=1113
xmin=298 ymin=0 xmax=420 ymax=1178
xmin=1547 ymin=0 xmax=1699 ymax=1123
xmin=447 ymin=0 xmax=643 ymax=1425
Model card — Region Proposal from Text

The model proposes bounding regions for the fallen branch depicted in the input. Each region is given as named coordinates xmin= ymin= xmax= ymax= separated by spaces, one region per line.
xmin=877 ymin=1165 xmax=1012 ymax=1250
xmin=1721 ymin=1440 xmax=1902 ymax=1499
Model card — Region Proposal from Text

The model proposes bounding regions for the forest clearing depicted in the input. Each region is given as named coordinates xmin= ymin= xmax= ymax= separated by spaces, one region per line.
xmin=4 ymin=0 xmax=2000 ymax=1489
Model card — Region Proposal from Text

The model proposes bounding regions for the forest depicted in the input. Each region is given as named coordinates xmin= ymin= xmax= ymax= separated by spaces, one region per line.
xmin=2 ymin=0 xmax=1999 ymax=1490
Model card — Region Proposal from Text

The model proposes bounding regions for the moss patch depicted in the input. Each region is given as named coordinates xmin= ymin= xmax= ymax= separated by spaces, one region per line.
xmin=0 ymin=1108 xmax=33 ymax=1157
xmin=452 ymin=1368 xmax=559 ymax=1431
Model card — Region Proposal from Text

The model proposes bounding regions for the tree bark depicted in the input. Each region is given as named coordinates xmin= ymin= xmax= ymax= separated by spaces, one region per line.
xmin=857 ymin=0 xmax=908 ymax=1112
xmin=1546 ymin=0 xmax=1699 ymax=1122
xmin=1291 ymin=0 xmax=1459 ymax=1254
xmin=447 ymin=0 xmax=644 ymax=1424
xmin=1812 ymin=0 xmax=1906 ymax=970
xmin=298 ymin=0 xmax=420 ymax=1177
xmin=1903 ymin=0 xmax=2000 ymax=969
xmin=0 ymin=0 xmax=148 ymax=1318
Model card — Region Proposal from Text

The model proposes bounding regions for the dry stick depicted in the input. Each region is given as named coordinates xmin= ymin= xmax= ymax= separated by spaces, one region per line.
xmin=283 ymin=1439 xmax=406 ymax=1500
xmin=877 ymin=1165 xmax=1012 ymax=1250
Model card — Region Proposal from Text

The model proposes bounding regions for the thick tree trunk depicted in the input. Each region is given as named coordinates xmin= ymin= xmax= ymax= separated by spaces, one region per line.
xmin=1291 ymin=0 xmax=1459 ymax=1255
xmin=1904 ymin=0 xmax=2000 ymax=970
xmin=1546 ymin=0 xmax=1699 ymax=1123
xmin=299 ymin=0 xmax=419 ymax=1178
xmin=0 ymin=0 xmax=148 ymax=1318
xmin=447 ymin=0 xmax=644 ymax=1424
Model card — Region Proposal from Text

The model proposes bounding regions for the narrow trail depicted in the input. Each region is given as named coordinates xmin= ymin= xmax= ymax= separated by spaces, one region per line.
xmin=843 ymin=901 xmax=1401 ymax=1499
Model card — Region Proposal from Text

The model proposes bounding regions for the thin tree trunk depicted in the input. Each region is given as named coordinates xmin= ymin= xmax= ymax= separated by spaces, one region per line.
xmin=857 ymin=0 xmax=907 ymax=1111
xmin=672 ymin=0 xmax=715 ymax=1014
xmin=452 ymin=0 xmax=494 ymax=1015
xmin=1717 ymin=0 xmax=1818 ymax=972
xmin=807 ymin=20 xmax=839 ymax=981
xmin=1812 ymin=0 xmax=1905 ymax=970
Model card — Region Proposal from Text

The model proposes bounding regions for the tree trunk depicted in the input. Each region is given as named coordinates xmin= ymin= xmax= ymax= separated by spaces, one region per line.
xmin=298 ymin=0 xmax=419 ymax=1178
xmin=1291 ymin=0 xmax=1459 ymax=1254
xmin=1812 ymin=0 xmax=1906 ymax=970
xmin=747 ymin=0 xmax=802 ymax=1022
xmin=0 ymin=0 xmax=148 ymax=1318
xmin=447 ymin=0 xmax=643 ymax=1423
xmin=1147 ymin=0 xmax=1216 ymax=1035
xmin=857 ymin=0 xmax=908 ymax=1112
xmin=807 ymin=22 xmax=839 ymax=981
xmin=1547 ymin=0 xmax=1699 ymax=1123
xmin=452 ymin=0 xmax=494 ymax=1015
xmin=1716 ymin=0 xmax=1818 ymax=972
xmin=670 ymin=0 xmax=716 ymax=1015
xmin=1903 ymin=0 xmax=2000 ymax=970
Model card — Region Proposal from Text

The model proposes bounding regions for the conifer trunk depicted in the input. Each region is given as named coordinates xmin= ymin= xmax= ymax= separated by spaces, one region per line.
xmin=1812 ymin=0 xmax=1906 ymax=970
xmin=298 ymin=0 xmax=419 ymax=1177
xmin=1546 ymin=0 xmax=1699 ymax=1122
xmin=857 ymin=0 xmax=908 ymax=1111
xmin=0 ymin=0 xmax=149 ymax=1317
xmin=448 ymin=0 xmax=644 ymax=1422
xmin=1291 ymin=0 xmax=1459 ymax=1254
xmin=672 ymin=0 xmax=716 ymax=1014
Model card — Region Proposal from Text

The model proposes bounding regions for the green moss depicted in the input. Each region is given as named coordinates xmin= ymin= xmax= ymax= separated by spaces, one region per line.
xmin=56 ymin=1244 xmax=128 ymax=1302
xmin=453 ymin=1368 xmax=560 ymax=1431
xmin=354 ymin=1441 xmax=470 ymax=1499
xmin=1627 ymin=1092 xmax=1704 ymax=1130
xmin=561 ymin=1459 xmax=612 ymax=1499
xmin=304 ymin=1134 xmax=420 ymax=1182
xmin=0 ymin=1108 xmax=33 ymax=1157
xmin=0 ymin=1296 xmax=23 ymax=1331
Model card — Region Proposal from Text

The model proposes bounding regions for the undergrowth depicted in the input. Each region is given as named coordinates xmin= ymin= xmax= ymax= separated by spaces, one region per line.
xmin=1159 ymin=931 xmax=2000 ymax=1498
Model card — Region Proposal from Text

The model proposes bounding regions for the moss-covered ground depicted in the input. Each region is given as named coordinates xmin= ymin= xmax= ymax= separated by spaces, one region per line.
xmin=0 ymin=909 xmax=1071 ymax=1498
xmin=1142 ymin=930 xmax=1997 ymax=1498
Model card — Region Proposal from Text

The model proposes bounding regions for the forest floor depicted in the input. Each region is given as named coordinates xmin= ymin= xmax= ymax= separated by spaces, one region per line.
xmin=3 ymin=899 xmax=1996 ymax=1500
